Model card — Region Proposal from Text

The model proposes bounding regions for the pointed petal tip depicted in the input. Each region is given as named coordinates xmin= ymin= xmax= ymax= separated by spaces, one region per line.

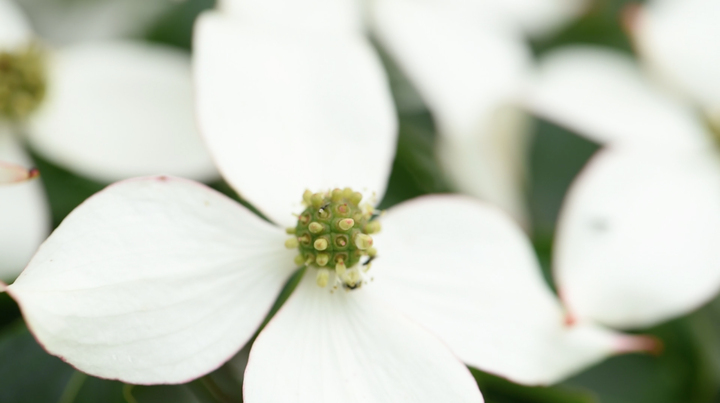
xmin=27 ymin=168 xmax=40 ymax=179
xmin=563 ymin=312 xmax=577 ymax=327
xmin=614 ymin=334 xmax=663 ymax=356
xmin=0 ymin=162 xmax=40 ymax=184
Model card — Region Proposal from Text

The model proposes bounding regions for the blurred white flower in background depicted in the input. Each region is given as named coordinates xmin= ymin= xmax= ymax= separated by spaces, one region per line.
xmin=0 ymin=0 xmax=217 ymax=280
xmin=13 ymin=0 xmax=172 ymax=46
xmin=525 ymin=0 xmax=720 ymax=330
xmin=634 ymin=0 xmax=720 ymax=123
xmin=370 ymin=0 xmax=589 ymax=227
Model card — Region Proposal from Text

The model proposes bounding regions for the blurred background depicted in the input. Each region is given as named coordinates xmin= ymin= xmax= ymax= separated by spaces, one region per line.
xmin=2 ymin=0 xmax=720 ymax=402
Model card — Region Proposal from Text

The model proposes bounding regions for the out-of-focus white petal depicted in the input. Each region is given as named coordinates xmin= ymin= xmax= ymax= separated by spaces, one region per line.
xmin=436 ymin=108 xmax=531 ymax=225
xmin=371 ymin=0 xmax=532 ymax=223
xmin=371 ymin=0 xmax=531 ymax=146
xmin=8 ymin=176 xmax=296 ymax=384
xmin=244 ymin=273 xmax=484 ymax=403
xmin=527 ymin=46 xmax=710 ymax=149
xmin=13 ymin=0 xmax=171 ymax=46
xmin=555 ymin=148 xmax=720 ymax=329
xmin=194 ymin=13 xmax=397 ymax=227
xmin=0 ymin=161 xmax=37 ymax=183
xmin=27 ymin=41 xmax=218 ymax=183
xmin=0 ymin=0 xmax=33 ymax=50
xmin=635 ymin=0 xmax=720 ymax=113
xmin=218 ymin=0 xmax=362 ymax=34
xmin=487 ymin=0 xmax=589 ymax=38
xmin=370 ymin=195 xmax=649 ymax=385
xmin=0 ymin=127 xmax=49 ymax=280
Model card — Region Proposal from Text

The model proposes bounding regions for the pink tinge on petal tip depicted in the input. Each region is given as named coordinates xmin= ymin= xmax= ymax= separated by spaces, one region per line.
xmin=0 ymin=280 xmax=6 ymax=292
xmin=557 ymin=287 xmax=578 ymax=326
xmin=613 ymin=333 xmax=663 ymax=356
xmin=558 ymin=288 xmax=663 ymax=356
xmin=0 ymin=163 xmax=40 ymax=184
xmin=621 ymin=3 xmax=642 ymax=36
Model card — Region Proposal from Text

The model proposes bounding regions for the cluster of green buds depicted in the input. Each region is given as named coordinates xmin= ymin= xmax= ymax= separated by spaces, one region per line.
xmin=285 ymin=188 xmax=381 ymax=290
xmin=0 ymin=44 xmax=46 ymax=121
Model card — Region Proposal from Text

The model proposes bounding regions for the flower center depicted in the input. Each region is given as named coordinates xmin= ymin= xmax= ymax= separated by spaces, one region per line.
xmin=0 ymin=44 xmax=47 ymax=121
xmin=285 ymin=188 xmax=380 ymax=290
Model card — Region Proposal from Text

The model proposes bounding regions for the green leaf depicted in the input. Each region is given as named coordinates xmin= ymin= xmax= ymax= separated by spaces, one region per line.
xmin=394 ymin=113 xmax=451 ymax=193
xmin=379 ymin=112 xmax=451 ymax=209
xmin=145 ymin=0 xmax=215 ymax=51
xmin=563 ymin=317 xmax=717 ymax=403
xmin=0 ymin=321 xmax=240 ymax=403
xmin=0 ymin=322 xmax=75 ymax=403
xmin=0 ymin=293 xmax=20 ymax=331
xmin=531 ymin=0 xmax=639 ymax=56
xmin=128 ymin=385 xmax=202 ymax=403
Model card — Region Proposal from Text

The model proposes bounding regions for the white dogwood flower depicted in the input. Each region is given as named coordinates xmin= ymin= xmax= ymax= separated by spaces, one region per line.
xmin=0 ymin=0 xmax=218 ymax=278
xmin=524 ymin=0 xmax=720 ymax=329
xmin=0 ymin=7 xmax=651 ymax=400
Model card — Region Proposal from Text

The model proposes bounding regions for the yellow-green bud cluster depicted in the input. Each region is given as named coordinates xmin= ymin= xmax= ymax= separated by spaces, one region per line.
xmin=286 ymin=188 xmax=380 ymax=289
xmin=0 ymin=44 xmax=46 ymax=121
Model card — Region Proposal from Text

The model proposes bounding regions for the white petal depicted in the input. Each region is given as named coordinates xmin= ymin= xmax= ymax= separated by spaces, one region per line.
xmin=436 ymin=108 xmax=532 ymax=226
xmin=635 ymin=0 xmax=720 ymax=112
xmin=372 ymin=0 xmax=531 ymax=144
xmin=555 ymin=148 xmax=720 ymax=329
xmin=0 ymin=128 xmax=49 ymax=280
xmin=244 ymin=273 xmax=483 ymax=403
xmin=527 ymin=46 xmax=710 ymax=149
xmin=487 ymin=0 xmax=590 ymax=38
xmin=27 ymin=41 xmax=218 ymax=183
xmin=218 ymin=0 xmax=362 ymax=34
xmin=12 ymin=0 xmax=171 ymax=46
xmin=194 ymin=13 xmax=397 ymax=227
xmin=8 ymin=176 xmax=297 ymax=384
xmin=370 ymin=195 xmax=648 ymax=385
xmin=371 ymin=0 xmax=532 ymax=223
xmin=0 ymin=0 xmax=33 ymax=50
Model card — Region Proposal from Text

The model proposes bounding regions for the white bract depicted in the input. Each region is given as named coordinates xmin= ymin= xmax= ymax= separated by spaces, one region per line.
xmin=1 ymin=3 xmax=652 ymax=399
xmin=634 ymin=0 xmax=720 ymax=119
xmin=367 ymin=0 xmax=587 ymax=226
xmin=524 ymin=0 xmax=720 ymax=329
xmin=0 ymin=0 xmax=217 ymax=279
xmin=371 ymin=0 xmax=535 ymax=226
xmin=212 ymin=0 xmax=588 ymax=226
xmin=0 ymin=132 xmax=47 ymax=275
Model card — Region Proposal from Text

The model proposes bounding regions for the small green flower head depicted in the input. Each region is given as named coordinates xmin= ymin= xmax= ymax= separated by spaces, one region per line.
xmin=0 ymin=44 xmax=47 ymax=121
xmin=285 ymin=188 xmax=379 ymax=290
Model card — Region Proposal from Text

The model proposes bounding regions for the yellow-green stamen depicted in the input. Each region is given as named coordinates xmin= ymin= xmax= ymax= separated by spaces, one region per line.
xmin=0 ymin=44 xmax=46 ymax=121
xmin=285 ymin=188 xmax=380 ymax=290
